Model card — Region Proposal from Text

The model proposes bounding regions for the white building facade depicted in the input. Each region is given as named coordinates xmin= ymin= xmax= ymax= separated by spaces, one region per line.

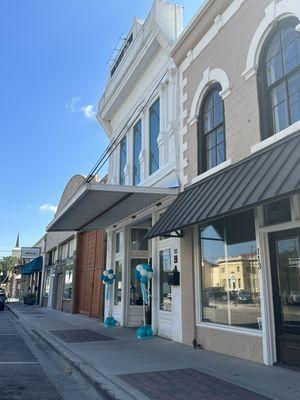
xmin=97 ymin=0 xmax=183 ymax=341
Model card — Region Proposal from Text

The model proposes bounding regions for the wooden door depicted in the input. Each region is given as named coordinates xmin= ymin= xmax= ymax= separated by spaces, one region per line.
xmin=76 ymin=231 xmax=105 ymax=319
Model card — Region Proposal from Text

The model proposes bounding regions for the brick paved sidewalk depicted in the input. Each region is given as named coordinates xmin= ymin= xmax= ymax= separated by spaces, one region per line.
xmin=7 ymin=304 xmax=300 ymax=400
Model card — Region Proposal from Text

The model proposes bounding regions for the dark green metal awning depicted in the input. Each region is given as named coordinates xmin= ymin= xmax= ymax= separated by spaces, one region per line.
xmin=146 ymin=132 xmax=300 ymax=239
xmin=21 ymin=256 xmax=43 ymax=276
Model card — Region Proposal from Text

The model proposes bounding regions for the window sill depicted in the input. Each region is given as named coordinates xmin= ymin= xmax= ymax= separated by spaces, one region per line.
xmin=196 ymin=321 xmax=263 ymax=337
xmin=191 ymin=160 xmax=232 ymax=185
xmin=251 ymin=121 xmax=300 ymax=154
xmin=139 ymin=161 xmax=176 ymax=187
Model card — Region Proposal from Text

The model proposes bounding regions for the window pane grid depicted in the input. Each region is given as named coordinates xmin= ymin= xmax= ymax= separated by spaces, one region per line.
xmin=149 ymin=99 xmax=160 ymax=175
xmin=265 ymin=21 xmax=300 ymax=136
xmin=133 ymin=120 xmax=142 ymax=185
xmin=119 ymin=138 xmax=127 ymax=185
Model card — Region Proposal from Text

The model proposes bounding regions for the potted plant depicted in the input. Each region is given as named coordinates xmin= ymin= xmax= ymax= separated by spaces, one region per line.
xmin=23 ymin=293 xmax=36 ymax=305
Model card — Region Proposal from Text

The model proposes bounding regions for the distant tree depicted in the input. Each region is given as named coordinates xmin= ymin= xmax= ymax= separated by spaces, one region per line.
xmin=0 ymin=256 xmax=17 ymax=283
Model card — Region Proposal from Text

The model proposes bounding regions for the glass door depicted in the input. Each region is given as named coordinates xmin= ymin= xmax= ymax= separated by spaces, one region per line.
xmin=269 ymin=229 xmax=300 ymax=366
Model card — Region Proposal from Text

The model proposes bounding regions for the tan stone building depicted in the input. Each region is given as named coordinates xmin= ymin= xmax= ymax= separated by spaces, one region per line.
xmin=147 ymin=0 xmax=300 ymax=367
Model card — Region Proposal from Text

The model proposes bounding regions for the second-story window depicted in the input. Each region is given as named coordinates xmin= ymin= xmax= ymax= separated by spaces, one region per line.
xmin=199 ymin=84 xmax=225 ymax=173
xmin=149 ymin=98 xmax=160 ymax=175
xmin=119 ymin=137 xmax=127 ymax=185
xmin=259 ymin=18 xmax=300 ymax=138
xmin=133 ymin=120 xmax=142 ymax=185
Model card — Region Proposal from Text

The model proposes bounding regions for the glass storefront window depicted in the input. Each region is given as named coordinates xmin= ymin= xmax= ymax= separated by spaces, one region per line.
xmin=200 ymin=210 xmax=261 ymax=330
xmin=114 ymin=260 xmax=122 ymax=306
xmin=63 ymin=266 xmax=73 ymax=299
xmin=130 ymin=258 xmax=148 ymax=306
xmin=264 ymin=198 xmax=291 ymax=225
xmin=160 ymin=249 xmax=172 ymax=311
xmin=115 ymin=232 xmax=122 ymax=254
xmin=131 ymin=229 xmax=148 ymax=251
xmin=44 ymin=268 xmax=51 ymax=296
xmin=119 ymin=137 xmax=127 ymax=185
xmin=133 ymin=120 xmax=142 ymax=185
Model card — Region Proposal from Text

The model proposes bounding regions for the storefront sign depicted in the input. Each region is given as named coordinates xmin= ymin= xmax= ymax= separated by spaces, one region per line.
xmin=21 ymin=247 xmax=41 ymax=259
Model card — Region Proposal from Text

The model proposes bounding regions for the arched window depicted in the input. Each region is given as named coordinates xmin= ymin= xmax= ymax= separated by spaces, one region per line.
xmin=198 ymin=83 xmax=225 ymax=173
xmin=259 ymin=18 xmax=300 ymax=139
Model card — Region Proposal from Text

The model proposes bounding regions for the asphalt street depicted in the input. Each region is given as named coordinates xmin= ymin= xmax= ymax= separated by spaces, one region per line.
xmin=0 ymin=308 xmax=104 ymax=400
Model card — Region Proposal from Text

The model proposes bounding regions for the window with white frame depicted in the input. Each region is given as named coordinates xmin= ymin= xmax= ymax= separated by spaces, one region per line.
xmin=258 ymin=17 xmax=300 ymax=139
xmin=199 ymin=210 xmax=261 ymax=330
xmin=133 ymin=120 xmax=142 ymax=185
xmin=198 ymin=83 xmax=225 ymax=173
xmin=149 ymin=98 xmax=160 ymax=175
xmin=119 ymin=137 xmax=127 ymax=185
xmin=114 ymin=231 xmax=123 ymax=306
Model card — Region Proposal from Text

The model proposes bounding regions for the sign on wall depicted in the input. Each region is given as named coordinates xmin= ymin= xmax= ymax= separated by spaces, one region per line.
xmin=21 ymin=247 xmax=41 ymax=259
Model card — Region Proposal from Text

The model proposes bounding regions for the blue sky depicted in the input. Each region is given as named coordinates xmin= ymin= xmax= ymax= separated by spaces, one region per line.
xmin=0 ymin=0 xmax=202 ymax=257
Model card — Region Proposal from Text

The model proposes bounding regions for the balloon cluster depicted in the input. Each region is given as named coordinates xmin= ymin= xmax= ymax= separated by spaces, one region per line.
xmin=105 ymin=316 xmax=117 ymax=327
xmin=134 ymin=263 xmax=153 ymax=284
xmin=137 ymin=324 xmax=153 ymax=338
xmin=100 ymin=269 xmax=115 ymax=285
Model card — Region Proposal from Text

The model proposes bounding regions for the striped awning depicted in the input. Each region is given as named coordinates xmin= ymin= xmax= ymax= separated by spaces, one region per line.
xmin=146 ymin=132 xmax=300 ymax=239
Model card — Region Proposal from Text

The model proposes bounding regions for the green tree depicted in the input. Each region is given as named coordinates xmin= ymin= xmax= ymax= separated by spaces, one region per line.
xmin=0 ymin=256 xmax=17 ymax=283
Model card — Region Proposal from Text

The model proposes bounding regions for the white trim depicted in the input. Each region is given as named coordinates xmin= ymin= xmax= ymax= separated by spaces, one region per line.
xmin=180 ymin=0 xmax=246 ymax=72
xmin=251 ymin=120 xmax=300 ymax=154
xmin=189 ymin=68 xmax=230 ymax=124
xmin=139 ymin=160 xmax=177 ymax=187
xmin=243 ymin=0 xmax=300 ymax=80
xmin=260 ymin=219 xmax=300 ymax=234
xmin=191 ymin=159 xmax=232 ymax=184
xmin=196 ymin=322 xmax=263 ymax=337
xmin=193 ymin=227 xmax=202 ymax=324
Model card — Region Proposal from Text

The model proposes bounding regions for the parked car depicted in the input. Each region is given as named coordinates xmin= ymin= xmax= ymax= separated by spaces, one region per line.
xmin=237 ymin=290 xmax=252 ymax=303
xmin=290 ymin=292 xmax=300 ymax=305
xmin=0 ymin=292 xmax=5 ymax=311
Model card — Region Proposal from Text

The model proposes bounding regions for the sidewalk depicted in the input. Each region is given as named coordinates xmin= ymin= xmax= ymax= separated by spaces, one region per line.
xmin=7 ymin=304 xmax=300 ymax=400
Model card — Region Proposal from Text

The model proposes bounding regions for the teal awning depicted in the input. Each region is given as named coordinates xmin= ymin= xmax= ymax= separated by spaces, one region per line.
xmin=21 ymin=256 xmax=43 ymax=275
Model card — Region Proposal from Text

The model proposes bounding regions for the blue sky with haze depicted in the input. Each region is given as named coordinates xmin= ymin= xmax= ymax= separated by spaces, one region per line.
xmin=0 ymin=0 xmax=202 ymax=257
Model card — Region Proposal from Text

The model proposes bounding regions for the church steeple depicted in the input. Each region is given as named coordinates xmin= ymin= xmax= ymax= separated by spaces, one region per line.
xmin=15 ymin=233 xmax=20 ymax=249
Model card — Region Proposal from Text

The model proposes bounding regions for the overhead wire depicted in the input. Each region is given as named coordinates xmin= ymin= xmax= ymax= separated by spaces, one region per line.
xmin=60 ymin=66 xmax=169 ymax=212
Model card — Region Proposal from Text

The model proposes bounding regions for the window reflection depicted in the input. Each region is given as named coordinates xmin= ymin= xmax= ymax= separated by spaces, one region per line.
xmin=133 ymin=120 xmax=142 ymax=185
xmin=149 ymin=99 xmax=160 ymax=175
xmin=114 ymin=260 xmax=122 ymax=306
xmin=263 ymin=18 xmax=300 ymax=135
xmin=275 ymin=236 xmax=300 ymax=329
xmin=131 ymin=229 xmax=148 ymax=251
xmin=63 ymin=265 xmax=73 ymax=300
xmin=160 ymin=249 xmax=172 ymax=311
xmin=130 ymin=258 xmax=148 ymax=306
xmin=200 ymin=210 xmax=261 ymax=330
xmin=119 ymin=138 xmax=127 ymax=185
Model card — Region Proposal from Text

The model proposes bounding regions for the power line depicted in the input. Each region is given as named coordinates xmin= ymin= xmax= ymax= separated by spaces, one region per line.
xmin=60 ymin=66 xmax=169 ymax=213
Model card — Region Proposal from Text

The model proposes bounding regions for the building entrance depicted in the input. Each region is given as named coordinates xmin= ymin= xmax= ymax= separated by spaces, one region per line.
xmin=269 ymin=229 xmax=300 ymax=366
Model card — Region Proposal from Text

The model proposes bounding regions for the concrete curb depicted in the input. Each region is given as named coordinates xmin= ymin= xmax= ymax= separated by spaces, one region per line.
xmin=7 ymin=305 xmax=148 ymax=400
